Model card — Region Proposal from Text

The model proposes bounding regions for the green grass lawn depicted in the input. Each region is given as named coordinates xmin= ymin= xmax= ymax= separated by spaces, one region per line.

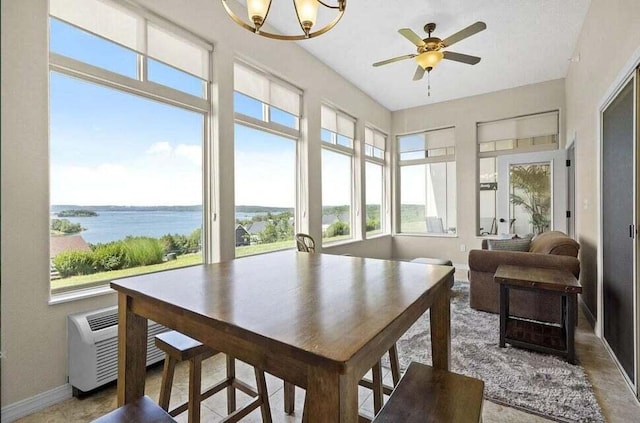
xmin=235 ymin=239 xmax=295 ymax=256
xmin=52 ymin=241 xmax=298 ymax=290
xmin=51 ymin=253 xmax=203 ymax=290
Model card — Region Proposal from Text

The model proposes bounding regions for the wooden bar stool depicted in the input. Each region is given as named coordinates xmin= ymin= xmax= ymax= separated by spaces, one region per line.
xmin=372 ymin=362 xmax=485 ymax=423
xmin=155 ymin=331 xmax=272 ymax=423
xmin=92 ymin=395 xmax=176 ymax=422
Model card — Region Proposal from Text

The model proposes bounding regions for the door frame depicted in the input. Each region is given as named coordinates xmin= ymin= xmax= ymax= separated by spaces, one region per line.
xmin=597 ymin=54 xmax=640 ymax=396
xmin=496 ymin=150 xmax=567 ymax=236
xmin=566 ymin=140 xmax=576 ymax=239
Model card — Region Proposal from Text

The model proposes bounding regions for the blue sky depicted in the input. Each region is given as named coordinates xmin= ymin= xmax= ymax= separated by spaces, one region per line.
xmin=50 ymin=17 xmax=367 ymax=208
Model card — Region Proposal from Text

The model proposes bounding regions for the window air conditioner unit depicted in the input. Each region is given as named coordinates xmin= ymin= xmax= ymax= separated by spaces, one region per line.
xmin=68 ymin=305 xmax=169 ymax=396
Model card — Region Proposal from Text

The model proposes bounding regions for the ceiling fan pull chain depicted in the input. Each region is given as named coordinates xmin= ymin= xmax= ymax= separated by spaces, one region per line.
xmin=427 ymin=70 xmax=431 ymax=96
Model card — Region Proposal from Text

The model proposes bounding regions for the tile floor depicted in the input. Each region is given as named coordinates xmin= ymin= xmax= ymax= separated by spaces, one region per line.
xmin=15 ymin=274 xmax=640 ymax=422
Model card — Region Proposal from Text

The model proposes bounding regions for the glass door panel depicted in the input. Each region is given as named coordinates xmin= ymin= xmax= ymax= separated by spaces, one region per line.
xmin=509 ymin=163 xmax=552 ymax=235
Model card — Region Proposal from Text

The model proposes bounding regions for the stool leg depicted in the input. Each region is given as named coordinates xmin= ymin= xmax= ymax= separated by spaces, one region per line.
xmin=372 ymin=361 xmax=384 ymax=414
xmin=226 ymin=355 xmax=237 ymax=414
xmin=255 ymin=369 xmax=273 ymax=423
xmin=158 ymin=355 xmax=176 ymax=411
xmin=388 ymin=344 xmax=401 ymax=386
xmin=188 ymin=355 xmax=202 ymax=423
xmin=284 ymin=381 xmax=295 ymax=414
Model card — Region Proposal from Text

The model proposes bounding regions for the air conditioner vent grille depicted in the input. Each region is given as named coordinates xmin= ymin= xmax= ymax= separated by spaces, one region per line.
xmin=88 ymin=313 xmax=118 ymax=331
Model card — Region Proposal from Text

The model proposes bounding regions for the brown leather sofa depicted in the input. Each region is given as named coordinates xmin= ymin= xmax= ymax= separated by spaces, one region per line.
xmin=468 ymin=231 xmax=580 ymax=323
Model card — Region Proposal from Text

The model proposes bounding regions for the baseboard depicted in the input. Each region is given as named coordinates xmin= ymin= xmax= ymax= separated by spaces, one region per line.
xmin=1 ymin=383 xmax=72 ymax=423
xmin=579 ymin=297 xmax=596 ymax=329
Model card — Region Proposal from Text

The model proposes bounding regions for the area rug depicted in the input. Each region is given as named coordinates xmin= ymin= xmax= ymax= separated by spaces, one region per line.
xmin=383 ymin=281 xmax=604 ymax=422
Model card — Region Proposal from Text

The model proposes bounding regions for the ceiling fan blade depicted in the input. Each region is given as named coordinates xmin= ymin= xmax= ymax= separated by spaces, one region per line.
xmin=413 ymin=66 xmax=426 ymax=81
xmin=443 ymin=51 xmax=482 ymax=65
xmin=398 ymin=28 xmax=426 ymax=47
xmin=442 ymin=21 xmax=486 ymax=47
xmin=372 ymin=54 xmax=417 ymax=67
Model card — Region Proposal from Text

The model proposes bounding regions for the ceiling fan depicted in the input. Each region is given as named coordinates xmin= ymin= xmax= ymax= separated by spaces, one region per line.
xmin=373 ymin=21 xmax=486 ymax=81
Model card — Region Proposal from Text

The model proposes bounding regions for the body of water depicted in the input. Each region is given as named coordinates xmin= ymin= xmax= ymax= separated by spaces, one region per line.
xmin=50 ymin=207 xmax=271 ymax=244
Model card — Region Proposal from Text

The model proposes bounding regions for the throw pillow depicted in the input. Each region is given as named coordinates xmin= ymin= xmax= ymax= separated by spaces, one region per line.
xmin=487 ymin=238 xmax=531 ymax=252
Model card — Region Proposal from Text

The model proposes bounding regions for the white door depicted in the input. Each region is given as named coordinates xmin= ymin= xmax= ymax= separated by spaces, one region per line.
xmin=497 ymin=150 xmax=567 ymax=236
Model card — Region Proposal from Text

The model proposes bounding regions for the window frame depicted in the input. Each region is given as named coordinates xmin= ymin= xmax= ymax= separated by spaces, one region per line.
xmin=232 ymin=62 xmax=302 ymax=256
xmin=476 ymin=110 xmax=560 ymax=237
xmin=48 ymin=2 xmax=214 ymax=295
xmin=364 ymin=126 xmax=387 ymax=238
xmin=321 ymin=104 xmax=356 ymax=245
xmin=396 ymin=126 xmax=457 ymax=237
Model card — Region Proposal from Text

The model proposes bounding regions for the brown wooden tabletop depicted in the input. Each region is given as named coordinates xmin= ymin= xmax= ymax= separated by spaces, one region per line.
xmin=494 ymin=264 xmax=582 ymax=294
xmin=111 ymin=251 xmax=454 ymax=423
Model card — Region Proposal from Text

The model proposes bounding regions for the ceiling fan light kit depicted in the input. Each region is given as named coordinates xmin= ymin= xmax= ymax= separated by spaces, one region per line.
xmin=373 ymin=21 xmax=487 ymax=96
xmin=222 ymin=0 xmax=346 ymax=40
xmin=415 ymin=50 xmax=444 ymax=71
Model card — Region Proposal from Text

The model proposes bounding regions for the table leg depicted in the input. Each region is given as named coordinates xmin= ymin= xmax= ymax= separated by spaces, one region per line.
xmin=499 ymin=284 xmax=508 ymax=348
xmin=567 ymin=294 xmax=577 ymax=364
xmin=116 ymin=292 xmax=148 ymax=406
xmin=305 ymin=366 xmax=358 ymax=423
xmin=430 ymin=282 xmax=451 ymax=371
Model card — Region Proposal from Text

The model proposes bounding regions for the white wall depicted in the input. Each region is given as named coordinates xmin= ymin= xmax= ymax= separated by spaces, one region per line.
xmin=565 ymin=0 xmax=640 ymax=320
xmin=391 ymin=79 xmax=566 ymax=262
xmin=0 ymin=0 xmax=391 ymax=408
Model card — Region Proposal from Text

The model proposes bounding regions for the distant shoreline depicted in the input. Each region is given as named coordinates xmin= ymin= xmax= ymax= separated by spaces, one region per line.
xmin=50 ymin=205 xmax=294 ymax=213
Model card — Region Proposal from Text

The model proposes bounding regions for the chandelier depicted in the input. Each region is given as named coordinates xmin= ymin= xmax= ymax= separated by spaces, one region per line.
xmin=221 ymin=0 xmax=347 ymax=40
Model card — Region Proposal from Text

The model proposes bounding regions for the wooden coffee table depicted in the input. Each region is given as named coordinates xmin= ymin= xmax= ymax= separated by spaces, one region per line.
xmin=494 ymin=264 xmax=582 ymax=363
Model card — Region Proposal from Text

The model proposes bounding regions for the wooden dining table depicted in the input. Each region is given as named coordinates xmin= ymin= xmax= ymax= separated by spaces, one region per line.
xmin=111 ymin=251 xmax=453 ymax=423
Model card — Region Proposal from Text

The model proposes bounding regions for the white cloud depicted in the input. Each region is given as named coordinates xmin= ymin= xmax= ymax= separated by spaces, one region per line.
xmin=175 ymin=144 xmax=202 ymax=167
xmin=51 ymin=142 xmax=202 ymax=206
xmin=146 ymin=141 xmax=172 ymax=156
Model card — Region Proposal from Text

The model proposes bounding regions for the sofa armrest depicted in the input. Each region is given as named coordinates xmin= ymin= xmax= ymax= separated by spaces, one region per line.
xmin=468 ymin=249 xmax=580 ymax=278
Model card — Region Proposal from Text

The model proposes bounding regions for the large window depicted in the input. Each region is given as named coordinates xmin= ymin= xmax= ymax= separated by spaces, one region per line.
xmin=234 ymin=63 xmax=301 ymax=256
xmin=477 ymin=111 xmax=559 ymax=236
xmin=364 ymin=127 xmax=386 ymax=236
xmin=398 ymin=128 xmax=457 ymax=235
xmin=48 ymin=0 xmax=211 ymax=293
xmin=321 ymin=105 xmax=355 ymax=243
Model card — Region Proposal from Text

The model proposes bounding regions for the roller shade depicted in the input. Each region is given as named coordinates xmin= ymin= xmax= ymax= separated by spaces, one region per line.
xmin=234 ymin=63 xmax=301 ymax=116
xmin=478 ymin=111 xmax=558 ymax=143
xmin=399 ymin=127 xmax=454 ymax=152
xmin=322 ymin=105 xmax=355 ymax=138
xmin=50 ymin=0 xmax=211 ymax=80
xmin=147 ymin=24 xmax=210 ymax=80
xmin=365 ymin=127 xmax=386 ymax=150
xmin=50 ymin=0 xmax=141 ymax=51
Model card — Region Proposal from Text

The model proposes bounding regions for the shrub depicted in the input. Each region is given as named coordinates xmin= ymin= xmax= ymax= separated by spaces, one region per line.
xmin=325 ymin=221 xmax=350 ymax=237
xmin=122 ymin=237 xmax=164 ymax=267
xmin=366 ymin=217 xmax=380 ymax=232
xmin=53 ymin=250 xmax=95 ymax=277
xmin=92 ymin=243 xmax=126 ymax=271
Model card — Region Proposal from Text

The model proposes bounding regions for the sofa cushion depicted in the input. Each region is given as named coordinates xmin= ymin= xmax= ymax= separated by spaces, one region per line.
xmin=529 ymin=231 xmax=579 ymax=256
xmin=487 ymin=238 xmax=531 ymax=251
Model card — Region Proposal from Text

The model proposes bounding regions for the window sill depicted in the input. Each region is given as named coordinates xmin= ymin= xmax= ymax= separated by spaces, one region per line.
xmin=322 ymin=238 xmax=359 ymax=248
xmin=395 ymin=233 xmax=458 ymax=238
xmin=364 ymin=233 xmax=391 ymax=240
xmin=49 ymin=284 xmax=115 ymax=305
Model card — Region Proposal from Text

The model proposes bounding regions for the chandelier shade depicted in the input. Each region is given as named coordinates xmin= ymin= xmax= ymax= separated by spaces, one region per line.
xmin=221 ymin=0 xmax=346 ymax=40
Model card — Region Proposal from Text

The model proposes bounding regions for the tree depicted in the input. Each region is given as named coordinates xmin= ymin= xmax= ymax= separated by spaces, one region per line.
xmin=50 ymin=218 xmax=84 ymax=234
xmin=509 ymin=165 xmax=551 ymax=234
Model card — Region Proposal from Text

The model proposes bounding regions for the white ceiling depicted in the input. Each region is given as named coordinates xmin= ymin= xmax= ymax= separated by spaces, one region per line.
xmin=260 ymin=0 xmax=591 ymax=111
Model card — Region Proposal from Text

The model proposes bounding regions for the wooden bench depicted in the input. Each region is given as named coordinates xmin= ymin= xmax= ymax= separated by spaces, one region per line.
xmin=372 ymin=362 xmax=484 ymax=423
xmin=92 ymin=395 xmax=176 ymax=422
